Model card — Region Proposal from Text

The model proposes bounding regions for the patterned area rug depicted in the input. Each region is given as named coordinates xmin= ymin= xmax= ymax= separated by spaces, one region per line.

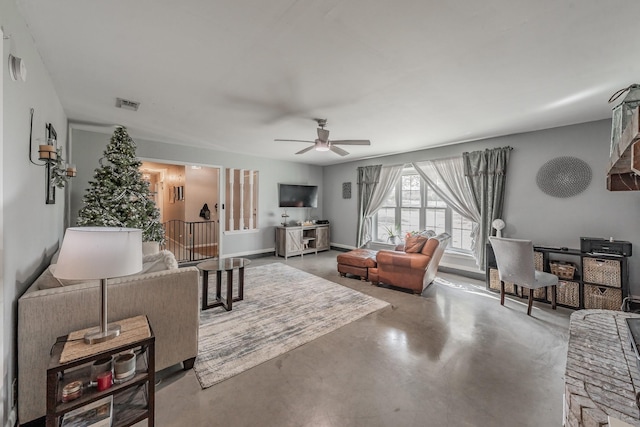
xmin=193 ymin=262 xmax=389 ymax=389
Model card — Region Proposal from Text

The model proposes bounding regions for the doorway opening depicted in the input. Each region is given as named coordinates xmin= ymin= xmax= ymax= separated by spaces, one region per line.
xmin=140 ymin=161 xmax=221 ymax=263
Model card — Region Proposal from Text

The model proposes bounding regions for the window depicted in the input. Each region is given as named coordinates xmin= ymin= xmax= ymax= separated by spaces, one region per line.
xmin=373 ymin=168 xmax=476 ymax=252
xmin=400 ymin=174 xmax=420 ymax=237
xmin=376 ymin=187 xmax=396 ymax=240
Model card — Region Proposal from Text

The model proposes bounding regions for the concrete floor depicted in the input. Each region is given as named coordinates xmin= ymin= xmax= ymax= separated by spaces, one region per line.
xmin=149 ymin=250 xmax=571 ymax=427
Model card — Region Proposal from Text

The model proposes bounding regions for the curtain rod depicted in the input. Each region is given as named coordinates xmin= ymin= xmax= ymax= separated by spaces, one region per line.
xmin=411 ymin=155 xmax=459 ymax=163
xmin=365 ymin=146 xmax=513 ymax=169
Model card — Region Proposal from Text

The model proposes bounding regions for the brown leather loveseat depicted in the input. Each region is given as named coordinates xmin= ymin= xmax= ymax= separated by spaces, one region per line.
xmin=369 ymin=233 xmax=451 ymax=294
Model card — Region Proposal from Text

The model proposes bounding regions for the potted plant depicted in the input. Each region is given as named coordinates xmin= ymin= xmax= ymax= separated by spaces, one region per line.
xmin=383 ymin=225 xmax=402 ymax=245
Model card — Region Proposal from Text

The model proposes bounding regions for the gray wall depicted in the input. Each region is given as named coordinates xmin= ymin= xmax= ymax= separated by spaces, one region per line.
xmin=69 ymin=129 xmax=324 ymax=257
xmin=324 ymin=119 xmax=640 ymax=295
xmin=1 ymin=0 xmax=68 ymax=424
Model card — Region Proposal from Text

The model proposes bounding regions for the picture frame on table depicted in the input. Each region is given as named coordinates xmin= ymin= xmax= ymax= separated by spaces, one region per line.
xmin=61 ymin=395 xmax=113 ymax=427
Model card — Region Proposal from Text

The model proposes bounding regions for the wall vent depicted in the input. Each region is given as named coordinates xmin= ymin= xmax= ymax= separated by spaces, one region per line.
xmin=115 ymin=97 xmax=140 ymax=111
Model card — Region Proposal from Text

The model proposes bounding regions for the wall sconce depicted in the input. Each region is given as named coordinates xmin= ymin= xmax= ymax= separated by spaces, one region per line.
xmin=28 ymin=109 xmax=76 ymax=204
xmin=65 ymin=165 xmax=77 ymax=178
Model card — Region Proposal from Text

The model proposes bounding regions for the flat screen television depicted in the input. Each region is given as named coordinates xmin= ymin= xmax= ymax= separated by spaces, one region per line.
xmin=278 ymin=184 xmax=318 ymax=208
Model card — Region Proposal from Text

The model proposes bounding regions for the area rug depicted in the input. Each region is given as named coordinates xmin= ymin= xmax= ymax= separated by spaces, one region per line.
xmin=193 ymin=262 xmax=389 ymax=389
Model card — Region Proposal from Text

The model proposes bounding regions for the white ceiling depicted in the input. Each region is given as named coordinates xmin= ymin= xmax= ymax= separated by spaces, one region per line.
xmin=16 ymin=0 xmax=640 ymax=166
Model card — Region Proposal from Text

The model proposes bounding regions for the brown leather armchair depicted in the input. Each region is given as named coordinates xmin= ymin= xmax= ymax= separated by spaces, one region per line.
xmin=369 ymin=233 xmax=451 ymax=294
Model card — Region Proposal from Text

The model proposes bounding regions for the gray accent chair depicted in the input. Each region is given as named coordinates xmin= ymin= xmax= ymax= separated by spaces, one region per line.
xmin=489 ymin=237 xmax=558 ymax=316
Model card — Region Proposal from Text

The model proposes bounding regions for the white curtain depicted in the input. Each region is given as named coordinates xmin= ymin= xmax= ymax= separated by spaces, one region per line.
xmin=357 ymin=164 xmax=404 ymax=246
xmin=412 ymin=158 xmax=482 ymax=265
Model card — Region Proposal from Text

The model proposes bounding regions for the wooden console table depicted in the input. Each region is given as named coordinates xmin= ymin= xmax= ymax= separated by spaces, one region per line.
xmin=565 ymin=310 xmax=640 ymax=426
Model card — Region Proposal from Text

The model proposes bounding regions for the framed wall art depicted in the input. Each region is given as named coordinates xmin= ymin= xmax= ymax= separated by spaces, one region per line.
xmin=342 ymin=182 xmax=351 ymax=199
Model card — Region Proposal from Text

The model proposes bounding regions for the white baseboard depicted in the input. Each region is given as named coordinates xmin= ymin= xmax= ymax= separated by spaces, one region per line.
xmin=330 ymin=242 xmax=355 ymax=250
xmin=439 ymin=261 xmax=483 ymax=274
xmin=224 ymin=248 xmax=275 ymax=258
xmin=5 ymin=407 xmax=16 ymax=427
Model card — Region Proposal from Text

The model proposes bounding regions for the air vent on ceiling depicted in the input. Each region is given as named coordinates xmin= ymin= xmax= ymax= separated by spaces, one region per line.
xmin=115 ymin=97 xmax=140 ymax=111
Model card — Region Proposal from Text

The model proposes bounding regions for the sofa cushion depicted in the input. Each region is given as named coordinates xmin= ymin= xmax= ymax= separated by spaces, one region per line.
xmin=140 ymin=250 xmax=178 ymax=274
xmin=404 ymin=235 xmax=428 ymax=253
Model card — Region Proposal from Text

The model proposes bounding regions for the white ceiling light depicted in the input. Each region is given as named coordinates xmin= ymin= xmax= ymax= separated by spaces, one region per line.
xmin=8 ymin=54 xmax=26 ymax=82
xmin=315 ymin=140 xmax=330 ymax=151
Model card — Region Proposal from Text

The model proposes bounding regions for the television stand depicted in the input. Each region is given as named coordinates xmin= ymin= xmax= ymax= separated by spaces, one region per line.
xmin=275 ymin=225 xmax=330 ymax=259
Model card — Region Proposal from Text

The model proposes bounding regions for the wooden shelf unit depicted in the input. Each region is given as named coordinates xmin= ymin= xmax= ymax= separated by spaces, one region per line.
xmin=46 ymin=316 xmax=155 ymax=427
xmin=485 ymin=243 xmax=630 ymax=310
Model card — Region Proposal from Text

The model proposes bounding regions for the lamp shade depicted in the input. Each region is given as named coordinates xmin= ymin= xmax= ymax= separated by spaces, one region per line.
xmin=54 ymin=227 xmax=142 ymax=280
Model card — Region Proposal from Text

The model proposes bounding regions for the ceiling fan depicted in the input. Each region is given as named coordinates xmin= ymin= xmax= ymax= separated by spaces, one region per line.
xmin=275 ymin=118 xmax=371 ymax=156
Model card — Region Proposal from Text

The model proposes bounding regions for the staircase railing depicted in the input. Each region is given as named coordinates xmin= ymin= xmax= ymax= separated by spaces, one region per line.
xmin=162 ymin=220 xmax=218 ymax=263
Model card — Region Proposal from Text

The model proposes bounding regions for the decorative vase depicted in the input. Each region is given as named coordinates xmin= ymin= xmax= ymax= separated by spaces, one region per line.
xmin=388 ymin=236 xmax=401 ymax=245
xmin=142 ymin=241 xmax=160 ymax=256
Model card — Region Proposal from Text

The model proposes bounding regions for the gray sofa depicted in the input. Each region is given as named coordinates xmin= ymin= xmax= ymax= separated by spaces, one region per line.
xmin=17 ymin=264 xmax=200 ymax=424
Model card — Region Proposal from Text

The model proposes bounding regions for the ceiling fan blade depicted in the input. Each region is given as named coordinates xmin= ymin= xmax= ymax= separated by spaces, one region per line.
xmin=317 ymin=128 xmax=330 ymax=142
xmin=295 ymin=145 xmax=316 ymax=155
xmin=275 ymin=139 xmax=315 ymax=143
xmin=330 ymin=139 xmax=371 ymax=146
xmin=330 ymin=145 xmax=349 ymax=156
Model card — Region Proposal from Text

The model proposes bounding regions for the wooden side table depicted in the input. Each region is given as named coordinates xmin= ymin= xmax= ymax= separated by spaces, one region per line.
xmin=46 ymin=315 xmax=155 ymax=427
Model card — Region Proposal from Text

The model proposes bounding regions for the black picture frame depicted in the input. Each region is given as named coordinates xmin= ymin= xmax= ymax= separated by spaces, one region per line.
xmin=45 ymin=124 xmax=57 ymax=205
xmin=342 ymin=182 xmax=351 ymax=199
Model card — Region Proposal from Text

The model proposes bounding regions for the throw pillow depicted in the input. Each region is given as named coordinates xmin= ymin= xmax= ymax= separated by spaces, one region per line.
xmin=46 ymin=264 xmax=101 ymax=287
xmin=421 ymin=238 xmax=440 ymax=256
xmin=404 ymin=235 xmax=428 ymax=253
xmin=420 ymin=230 xmax=436 ymax=238
xmin=36 ymin=265 xmax=64 ymax=290
xmin=140 ymin=250 xmax=178 ymax=274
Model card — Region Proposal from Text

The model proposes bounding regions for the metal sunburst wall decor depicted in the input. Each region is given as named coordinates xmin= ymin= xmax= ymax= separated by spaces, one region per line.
xmin=535 ymin=156 xmax=592 ymax=198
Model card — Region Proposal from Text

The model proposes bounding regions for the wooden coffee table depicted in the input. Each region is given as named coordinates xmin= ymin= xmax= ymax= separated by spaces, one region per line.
xmin=197 ymin=258 xmax=250 ymax=311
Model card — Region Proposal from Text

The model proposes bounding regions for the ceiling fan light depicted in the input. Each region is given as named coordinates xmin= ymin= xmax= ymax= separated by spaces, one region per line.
xmin=315 ymin=139 xmax=330 ymax=151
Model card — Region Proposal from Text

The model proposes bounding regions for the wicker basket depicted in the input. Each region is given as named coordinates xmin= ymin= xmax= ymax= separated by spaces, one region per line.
xmin=583 ymin=258 xmax=621 ymax=287
xmin=583 ymin=284 xmax=622 ymax=310
xmin=489 ymin=268 xmax=515 ymax=294
xmin=534 ymin=251 xmax=543 ymax=271
xmin=550 ymin=262 xmax=576 ymax=280
xmin=520 ymin=286 xmax=546 ymax=300
xmin=516 ymin=252 xmax=545 ymax=299
xmin=548 ymin=280 xmax=580 ymax=308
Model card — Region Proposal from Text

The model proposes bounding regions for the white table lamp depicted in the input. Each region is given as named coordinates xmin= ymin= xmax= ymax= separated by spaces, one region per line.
xmin=492 ymin=218 xmax=506 ymax=238
xmin=54 ymin=227 xmax=142 ymax=344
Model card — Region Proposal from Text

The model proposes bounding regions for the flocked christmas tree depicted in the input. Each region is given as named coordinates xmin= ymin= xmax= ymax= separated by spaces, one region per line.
xmin=76 ymin=126 xmax=165 ymax=242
